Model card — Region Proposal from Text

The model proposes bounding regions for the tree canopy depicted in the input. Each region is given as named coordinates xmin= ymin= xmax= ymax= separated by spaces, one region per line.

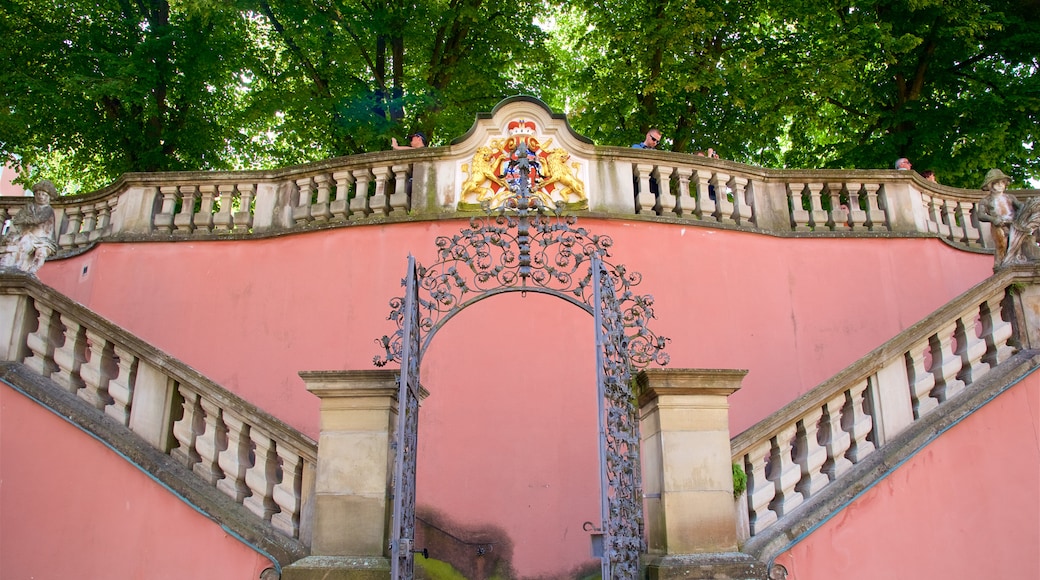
xmin=1 ymin=0 xmax=1036 ymax=192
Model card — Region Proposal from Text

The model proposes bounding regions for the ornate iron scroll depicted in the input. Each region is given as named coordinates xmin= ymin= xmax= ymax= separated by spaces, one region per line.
xmin=375 ymin=138 xmax=669 ymax=580
xmin=593 ymin=253 xmax=644 ymax=579
xmin=389 ymin=255 xmax=421 ymax=580
xmin=375 ymin=142 xmax=669 ymax=369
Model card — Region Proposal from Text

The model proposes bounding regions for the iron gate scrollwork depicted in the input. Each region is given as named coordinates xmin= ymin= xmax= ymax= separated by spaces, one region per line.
xmin=389 ymin=255 xmax=422 ymax=579
xmin=375 ymin=138 xmax=669 ymax=580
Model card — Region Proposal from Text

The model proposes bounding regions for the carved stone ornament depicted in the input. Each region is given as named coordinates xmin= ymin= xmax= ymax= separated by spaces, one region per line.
xmin=977 ymin=168 xmax=1040 ymax=268
xmin=0 ymin=180 xmax=59 ymax=275
xmin=457 ymin=119 xmax=588 ymax=211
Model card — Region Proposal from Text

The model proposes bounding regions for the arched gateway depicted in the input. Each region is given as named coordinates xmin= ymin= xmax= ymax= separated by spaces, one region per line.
xmin=374 ymin=126 xmax=669 ymax=579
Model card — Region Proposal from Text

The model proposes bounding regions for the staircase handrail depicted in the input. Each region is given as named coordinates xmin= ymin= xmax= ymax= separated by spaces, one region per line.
xmin=0 ymin=271 xmax=317 ymax=547
xmin=730 ymin=264 xmax=1036 ymax=541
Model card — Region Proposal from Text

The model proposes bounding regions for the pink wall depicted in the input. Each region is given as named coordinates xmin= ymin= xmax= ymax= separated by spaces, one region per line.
xmin=36 ymin=219 xmax=993 ymax=440
xmin=31 ymin=219 xmax=996 ymax=577
xmin=0 ymin=382 xmax=275 ymax=580
xmin=772 ymin=373 xmax=1040 ymax=580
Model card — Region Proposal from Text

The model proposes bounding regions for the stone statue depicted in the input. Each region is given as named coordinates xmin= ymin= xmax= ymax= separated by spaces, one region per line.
xmin=977 ymin=169 xmax=1040 ymax=268
xmin=0 ymin=180 xmax=58 ymax=275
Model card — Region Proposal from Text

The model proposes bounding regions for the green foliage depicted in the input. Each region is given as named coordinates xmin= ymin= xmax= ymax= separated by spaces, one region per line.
xmin=1 ymin=0 xmax=1036 ymax=193
xmin=415 ymin=557 xmax=468 ymax=580
xmin=733 ymin=463 xmax=747 ymax=499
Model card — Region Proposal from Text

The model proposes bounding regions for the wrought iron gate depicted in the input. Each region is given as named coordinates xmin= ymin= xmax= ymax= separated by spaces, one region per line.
xmin=375 ymin=140 xmax=668 ymax=579
xmin=389 ymin=255 xmax=421 ymax=579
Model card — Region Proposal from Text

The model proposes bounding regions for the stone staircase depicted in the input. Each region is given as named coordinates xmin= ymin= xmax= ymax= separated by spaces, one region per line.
xmin=3 ymin=262 xmax=1039 ymax=578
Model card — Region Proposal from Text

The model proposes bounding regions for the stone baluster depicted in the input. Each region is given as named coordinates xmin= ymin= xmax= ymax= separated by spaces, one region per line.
xmin=369 ymin=166 xmax=392 ymax=217
xmin=843 ymin=380 xmax=875 ymax=464
xmin=921 ymin=193 xmax=940 ymax=234
xmin=732 ymin=175 xmax=753 ymax=225
xmin=271 ymin=444 xmax=305 ymax=538
xmin=828 ymin=184 xmax=850 ymax=231
xmin=233 ymin=183 xmax=256 ymax=232
xmin=59 ymin=206 xmax=82 ymax=248
xmin=105 ymin=344 xmax=138 ymax=425
xmin=244 ymin=431 xmax=278 ymax=521
xmin=155 ymin=185 xmax=180 ymax=233
xmin=194 ymin=185 xmax=216 ymax=234
xmin=50 ymin=313 xmax=85 ymax=394
xmin=91 ymin=200 xmax=115 ymax=241
xmin=171 ymin=386 xmax=203 ymax=467
xmin=77 ymin=329 xmax=113 ymax=410
xmin=293 ymin=177 xmax=313 ymax=226
xmin=217 ymin=412 xmax=251 ymax=502
xmin=957 ymin=201 xmax=980 ymax=245
xmin=715 ymin=172 xmax=735 ymax=223
xmin=846 ymin=184 xmax=868 ymax=230
xmin=905 ymin=340 xmax=939 ymax=419
xmin=694 ymin=169 xmax=714 ymax=220
xmin=174 ymin=185 xmax=198 ymax=235
xmin=863 ymin=183 xmax=886 ymax=230
xmin=674 ymin=167 xmax=693 ymax=217
xmin=350 ymin=168 xmax=373 ymax=219
xmin=767 ymin=424 xmax=803 ymax=517
xmin=23 ymin=303 xmax=60 ymax=377
xmin=821 ymin=393 xmax=854 ymax=480
xmin=657 ymin=166 xmax=677 ymax=216
xmin=788 ymin=183 xmax=810 ymax=231
xmin=939 ymin=199 xmax=957 ymax=239
xmin=330 ymin=171 xmax=355 ymax=220
xmin=308 ymin=174 xmax=331 ymax=222
xmin=929 ymin=321 xmax=965 ymax=403
xmin=390 ymin=164 xmax=411 ymax=216
xmin=75 ymin=205 xmax=98 ymax=246
xmin=213 ymin=184 xmax=235 ymax=232
xmin=806 ymin=182 xmax=827 ymax=229
xmin=954 ymin=310 xmax=990 ymax=386
xmin=635 ymin=163 xmax=657 ymax=216
xmin=794 ymin=407 xmax=829 ymax=498
xmin=980 ymin=294 xmax=1015 ymax=368
xmin=194 ymin=397 xmax=228 ymax=485
xmin=743 ymin=440 xmax=777 ymax=535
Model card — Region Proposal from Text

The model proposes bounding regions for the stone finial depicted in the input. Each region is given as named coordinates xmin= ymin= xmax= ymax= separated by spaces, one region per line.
xmin=0 ymin=180 xmax=59 ymax=275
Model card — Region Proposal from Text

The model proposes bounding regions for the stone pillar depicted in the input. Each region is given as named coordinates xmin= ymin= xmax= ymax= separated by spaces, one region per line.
xmin=1006 ymin=266 xmax=1040 ymax=350
xmin=638 ymin=368 xmax=766 ymax=580
xmin=284 ymin=370 xmax=418 ymax=580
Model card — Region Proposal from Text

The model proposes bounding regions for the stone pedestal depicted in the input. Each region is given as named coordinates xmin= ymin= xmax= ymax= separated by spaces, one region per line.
xmin=638 ymin=368 xmax=747 ymax=558
xmin=284 ymin=370 xmax=414 ymax=580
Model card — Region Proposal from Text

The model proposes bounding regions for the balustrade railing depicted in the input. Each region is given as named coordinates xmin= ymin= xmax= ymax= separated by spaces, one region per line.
xmin=730 ymin=267 xmax=1025 ymax=540
xmin=1 ymin=149 xmax=1034 ymax=258
xmin=0 ymin=273 xmax=317 ymax=544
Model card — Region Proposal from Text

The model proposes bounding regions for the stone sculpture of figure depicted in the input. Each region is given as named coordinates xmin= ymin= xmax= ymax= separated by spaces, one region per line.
xmin=0 ymin=180 xmax=58 ymax=275
xmin=977 ymin=168 xmax=1040 ymax=268
xmin=977 ymin=169 xmax=1020 ymax=267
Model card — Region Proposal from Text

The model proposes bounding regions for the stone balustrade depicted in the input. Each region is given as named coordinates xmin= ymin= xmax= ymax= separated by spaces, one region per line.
xmin=2 ymin=146 xmax=1035 ymax=257
xmin=730 ymin=265 xmax=1029 ymax=541
xmin=0 ymin=273 xmax=317 ymax=544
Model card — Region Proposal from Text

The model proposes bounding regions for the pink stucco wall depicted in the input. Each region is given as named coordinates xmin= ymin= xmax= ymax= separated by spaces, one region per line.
xmin=34 ymin=220 xmax=994 ymax=442
xmin=0 ymin=382 xmax=275 ymax=580
xmin=29 ymin=218 xmax=997 ymax=577
xmin=772 ymin=373 xmax=1040 ymax=580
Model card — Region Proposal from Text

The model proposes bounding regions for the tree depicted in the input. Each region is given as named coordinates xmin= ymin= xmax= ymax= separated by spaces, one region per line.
xmin=0 ymin=0 xmax=258 ymax=191
xmin=760 ymin=0 xmax=1040 ymax=187
xmin=232 ymin=0 xmax=554 ymax=158
xmin=545 ymin=0 xmax=1039 ymax=187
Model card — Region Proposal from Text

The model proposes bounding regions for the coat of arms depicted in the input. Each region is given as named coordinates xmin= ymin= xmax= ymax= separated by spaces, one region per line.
xmin=458 ymin=120 xmax=588 ymax=210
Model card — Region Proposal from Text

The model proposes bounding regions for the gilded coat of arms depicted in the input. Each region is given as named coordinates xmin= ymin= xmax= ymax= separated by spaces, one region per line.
xmin=458 ymin=120 xmax=588 ymax=210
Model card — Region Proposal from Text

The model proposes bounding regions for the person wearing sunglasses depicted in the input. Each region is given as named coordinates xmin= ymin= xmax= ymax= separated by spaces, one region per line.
xmin=632 ymin=129 xmax=662 ymax=149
